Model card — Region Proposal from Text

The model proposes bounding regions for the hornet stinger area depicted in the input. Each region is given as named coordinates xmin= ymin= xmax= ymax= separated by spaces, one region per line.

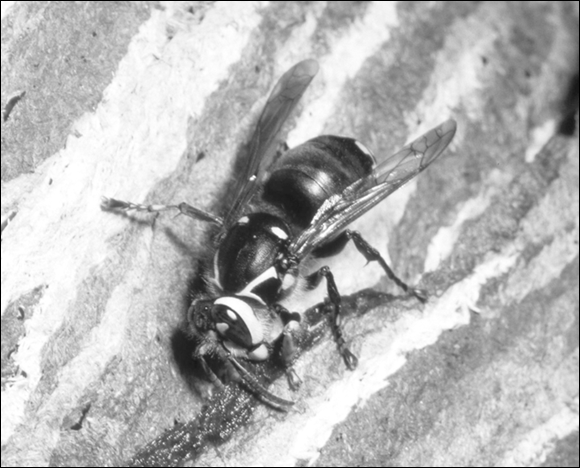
xmin=102 ymin=59 xmax=457 ymax=409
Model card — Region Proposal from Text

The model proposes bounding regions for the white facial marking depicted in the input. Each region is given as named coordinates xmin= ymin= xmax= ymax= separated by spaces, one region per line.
xmin=214 ymin=297 xmax=263 ymax=344
xmin=216 ymin=322 xmax=229 ymax=335
xmin=249 ymin=344 xmax=269 ymax=361
xmin=237 ymin=216 xmax=250 ymax=224
xmin=226 ymin=309 xmax=237 ymax=321
xmin=270 ymin=226 xmax=288 ymax=240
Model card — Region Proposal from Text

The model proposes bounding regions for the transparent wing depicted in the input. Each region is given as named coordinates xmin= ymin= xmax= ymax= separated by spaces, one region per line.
xmin=223 ymin=59 xmax=319 ymax=229
xmin=288 ymin=119 xmax=457 ymax=260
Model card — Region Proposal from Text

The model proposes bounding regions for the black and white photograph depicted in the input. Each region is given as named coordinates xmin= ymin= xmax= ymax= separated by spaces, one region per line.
xmin=1 ymin=1 xmax=578 ymax=466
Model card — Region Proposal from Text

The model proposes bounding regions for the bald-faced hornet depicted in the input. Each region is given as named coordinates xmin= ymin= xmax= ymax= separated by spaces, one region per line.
xmin=102 ymin=60 xmax=456 ymax=409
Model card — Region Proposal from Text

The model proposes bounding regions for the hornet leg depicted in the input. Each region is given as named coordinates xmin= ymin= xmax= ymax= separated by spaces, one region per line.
xmin=101 ymin=197 xmax=223 ymax=226
xmin=200 ymin=345 xmax=294 ymax=410
xmin=345 ymin=230 xmax=427 ymax=302
xmin=308 ymin=266 xmax=358 ymax=370
xmin=198 ymin=356 xmax=227 ymax=389
xmin=274 ymin=304 xmax=303 ymax=390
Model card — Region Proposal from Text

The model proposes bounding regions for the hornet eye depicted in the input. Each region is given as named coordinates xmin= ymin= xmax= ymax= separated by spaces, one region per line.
xmin=212 ymin=298 xmax=264 ymax=349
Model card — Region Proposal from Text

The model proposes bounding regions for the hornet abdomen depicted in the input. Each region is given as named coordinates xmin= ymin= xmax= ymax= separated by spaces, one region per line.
xmin=263 ymin=135 xmax=375 ymax=228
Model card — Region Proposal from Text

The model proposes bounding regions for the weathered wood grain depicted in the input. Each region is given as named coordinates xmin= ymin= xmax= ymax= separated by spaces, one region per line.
xmin=1 ymin=2 xmax=578 ymax=466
